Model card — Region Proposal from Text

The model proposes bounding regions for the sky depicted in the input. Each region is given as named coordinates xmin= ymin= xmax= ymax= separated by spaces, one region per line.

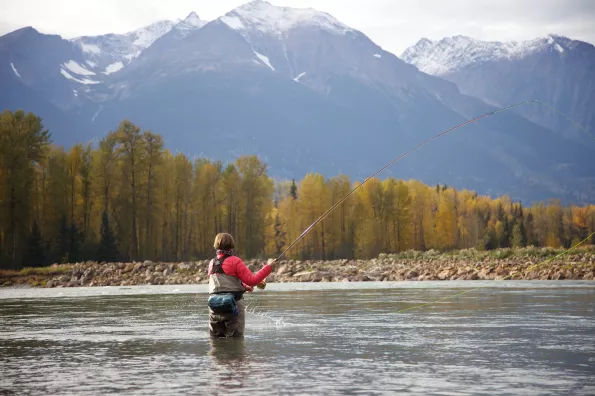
xmin=1 ymin=0 xmax=594 ymax=54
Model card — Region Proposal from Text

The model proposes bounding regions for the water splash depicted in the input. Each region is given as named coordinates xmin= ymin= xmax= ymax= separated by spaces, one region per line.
xmin=245 ymin=301 xmax=288 ymax=327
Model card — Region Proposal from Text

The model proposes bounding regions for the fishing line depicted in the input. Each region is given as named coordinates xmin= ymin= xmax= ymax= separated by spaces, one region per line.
xmin=275 ymin=99 xmax=593 ymax=262
xmin=534 ymin=100 xmax=595 ymax=141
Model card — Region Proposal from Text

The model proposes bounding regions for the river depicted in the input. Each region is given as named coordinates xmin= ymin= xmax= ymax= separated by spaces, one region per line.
xmin=1 ymin=281 xmax=594 ymax=395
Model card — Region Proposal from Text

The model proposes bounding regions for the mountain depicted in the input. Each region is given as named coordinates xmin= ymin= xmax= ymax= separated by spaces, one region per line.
xmin=71 ymin=12 xmax=207 ymax=77
xmin=1 ymin=1 xmax=594 ymax=204
xmin=401 ymin=34 xmax=595 ymax=146
xmin=0 ymin=26 xmax=98 ymax=135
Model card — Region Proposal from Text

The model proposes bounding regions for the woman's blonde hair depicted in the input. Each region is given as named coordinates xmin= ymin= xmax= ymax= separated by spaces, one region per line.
xmin=214 ymin=233 xmax=235 ymax=251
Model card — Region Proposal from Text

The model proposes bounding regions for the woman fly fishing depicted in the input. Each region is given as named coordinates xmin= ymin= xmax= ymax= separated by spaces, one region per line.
xmin=207 ymin=233 xmax=276 ymax=337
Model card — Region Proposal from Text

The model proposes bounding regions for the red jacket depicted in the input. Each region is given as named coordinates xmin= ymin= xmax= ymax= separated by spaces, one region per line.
xmin=208 ymin=254 xmax=272 ymax=287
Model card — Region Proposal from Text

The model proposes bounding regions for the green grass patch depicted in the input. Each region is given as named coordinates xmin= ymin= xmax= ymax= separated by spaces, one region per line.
xmin=0 ymin=265 xmax=71 ymax=278
xmin=381 ymin=245 xmax=595 ymax=261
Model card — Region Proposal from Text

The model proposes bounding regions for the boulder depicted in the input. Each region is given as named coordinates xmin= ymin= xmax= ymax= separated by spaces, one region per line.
xmin=552 ymin=271 xmax=565 ymax=280
xmin=495 ymin=267 xmax=509 ymax=276
xmin=406 ymin=270 xmax=419 ymax=280
xmin=438 ymin=269 xmax=454 ymax=280
xmin=276 ymin=265 xmax=291 ymax=276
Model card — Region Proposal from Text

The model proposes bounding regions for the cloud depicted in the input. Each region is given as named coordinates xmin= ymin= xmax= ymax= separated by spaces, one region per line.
xmin=0 ymin=0 xmax=593 ymax=54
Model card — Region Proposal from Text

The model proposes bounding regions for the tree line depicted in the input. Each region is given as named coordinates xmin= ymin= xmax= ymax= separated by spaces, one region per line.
xmin=1 ymin=110 xmax=594 ymax=268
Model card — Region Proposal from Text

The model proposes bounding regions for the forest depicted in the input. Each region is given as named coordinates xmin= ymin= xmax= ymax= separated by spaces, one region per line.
xmin=1 ymin=109 xmax=594 ymax=269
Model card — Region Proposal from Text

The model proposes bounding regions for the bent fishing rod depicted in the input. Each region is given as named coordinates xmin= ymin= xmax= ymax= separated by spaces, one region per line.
xmin=274 ymin=99 xmax=594 ymax=263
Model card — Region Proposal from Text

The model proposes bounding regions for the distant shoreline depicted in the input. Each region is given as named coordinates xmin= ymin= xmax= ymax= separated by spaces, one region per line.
xmin=1 ymin=247 xmax=594 ymax=288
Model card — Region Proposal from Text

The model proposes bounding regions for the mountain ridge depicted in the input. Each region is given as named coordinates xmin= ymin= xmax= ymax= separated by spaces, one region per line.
xmin=401 ymin=34 xmax=595 ymax=146
xmin=1 ymin=1 xmax=594 ymax=204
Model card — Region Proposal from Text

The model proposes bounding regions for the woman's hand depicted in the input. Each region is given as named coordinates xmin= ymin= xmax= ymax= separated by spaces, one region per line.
xmin=244 ymin=285 xmax=254 ymax=292
xmin=266 ymin=258 xmax=277 ymax=270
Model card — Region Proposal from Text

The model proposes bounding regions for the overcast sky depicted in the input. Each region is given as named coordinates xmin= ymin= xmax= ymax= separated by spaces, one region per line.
xmin=1 ymin=0 xmax=594 ymax=54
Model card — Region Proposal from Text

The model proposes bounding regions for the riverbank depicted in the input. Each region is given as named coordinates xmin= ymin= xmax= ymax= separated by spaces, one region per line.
xmin=1 ymin=247 xmax=594 ymax=288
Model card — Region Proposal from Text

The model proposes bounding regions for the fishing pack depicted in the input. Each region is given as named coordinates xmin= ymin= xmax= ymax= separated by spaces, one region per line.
xmin=208 ymin=293 xmax=239 ymax=316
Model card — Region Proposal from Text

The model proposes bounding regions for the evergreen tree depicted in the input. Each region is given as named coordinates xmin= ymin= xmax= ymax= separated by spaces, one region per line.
xmin=22 ymin=221 xmax=46 ymax=267
xmin=500 ymin=216 xmax=510 ymax=248
xmin=273 ymin=212 xmax=286 ymax=256
xmin=519 ymin=219 xmax=527 ymax=247
xmin=483 ymin=225 xmax=498 ymax=250
xmin=290 ymin=179 xmax=298 ymax=200
xmin=69 ymin=223 xmax=82 ymax=263
xmin=525 ymin=212 xmax=537 ymax=246
xmin=53 ymin=215 xmax=70 ymax=263
xmin=511 ymin=223 xmax=524 ymax=248
xmin=97 ymin=211 xmax=118 ymax=263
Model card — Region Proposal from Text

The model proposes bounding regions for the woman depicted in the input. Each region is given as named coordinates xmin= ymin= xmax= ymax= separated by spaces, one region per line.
xmin=207 ymin=233 xmax=276 ymax=337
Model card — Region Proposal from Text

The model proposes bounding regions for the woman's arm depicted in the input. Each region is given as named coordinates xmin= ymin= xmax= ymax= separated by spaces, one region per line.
xmin=233 ymin=258 xmax=273 ymax=286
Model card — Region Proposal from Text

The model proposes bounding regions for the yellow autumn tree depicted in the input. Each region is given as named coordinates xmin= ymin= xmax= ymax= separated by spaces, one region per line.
xmin=435 ymin=189 xmax=458 ymax=250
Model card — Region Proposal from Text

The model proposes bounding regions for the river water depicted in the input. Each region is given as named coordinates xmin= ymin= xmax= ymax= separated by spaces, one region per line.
xmin=1 ymin=281 xmax=594 ymax=395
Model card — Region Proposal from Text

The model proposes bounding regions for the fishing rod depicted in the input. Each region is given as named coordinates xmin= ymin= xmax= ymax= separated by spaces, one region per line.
xmin=274 ymin=99 xmax=544 ymax=262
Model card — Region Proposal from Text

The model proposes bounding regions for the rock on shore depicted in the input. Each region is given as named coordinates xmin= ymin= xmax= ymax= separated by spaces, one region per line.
xmin=1 ymin=250 xmax=594 ymax=288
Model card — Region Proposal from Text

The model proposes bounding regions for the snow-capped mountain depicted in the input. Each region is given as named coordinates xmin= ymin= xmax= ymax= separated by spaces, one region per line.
xmin=174 ymin=12 xmax=208 ymax=38
xmin=72 ymin=20 xmax=177 ymax=75
xmin=401 ymin=34 xmax=574 ymax=76
xmin=71 ymin=12 xmax=207 ymax=76
xmin=1 ymin=1 xmax=594 ymax=204
xmin=401 ymin=34 xmax=595 ymax=145
xmin=220 ymin=0 xmax=352 ymax=38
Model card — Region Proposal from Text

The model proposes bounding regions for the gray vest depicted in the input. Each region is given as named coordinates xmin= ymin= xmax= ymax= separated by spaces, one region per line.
xmin=208 ymin=257 xmax=245 ymax=296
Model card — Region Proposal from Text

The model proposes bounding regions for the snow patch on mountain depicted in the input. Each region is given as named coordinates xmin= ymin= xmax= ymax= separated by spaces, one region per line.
xmin=132 ymin=20 xmax=176 ymax=48
xmin=11 ymin=62 xmax=21 ymax=78
xmin=221 ymin=15 xmax=244 ymax=30
xmin=103 ymin=61 xmax=124 ymax=75
xmin=92 ymin=105 xmax=103 ymax=122
xmin=85 ymin=60 xmax=97 ymax=68
xmin=81 ymin=43 xmax=101 ymax=54
xmin=401 ymin=34 xmax=570 ymax=76
xmin=60 ymin=69 xmax=100 ymax=84
xmin=73 ymin=20 xmax=176 ymax=69
xmin=293 ymin=72 xmax=306 ymax=82
xmin=373 ymin=53 xmax=382 ymax=58
xmin=254 ymin=51 xmax=275 ymax=70
xmin=222 ymin=0 xmax=352 ymax=36
xmin=63 ymin=60 xmax=95 ymax=76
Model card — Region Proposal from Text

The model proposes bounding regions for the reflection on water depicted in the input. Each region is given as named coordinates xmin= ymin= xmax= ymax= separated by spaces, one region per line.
xmin=209 ymin=337 xmax=246 ymax=363
xmin=0 ymin=282 xmax=594 ymax=395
